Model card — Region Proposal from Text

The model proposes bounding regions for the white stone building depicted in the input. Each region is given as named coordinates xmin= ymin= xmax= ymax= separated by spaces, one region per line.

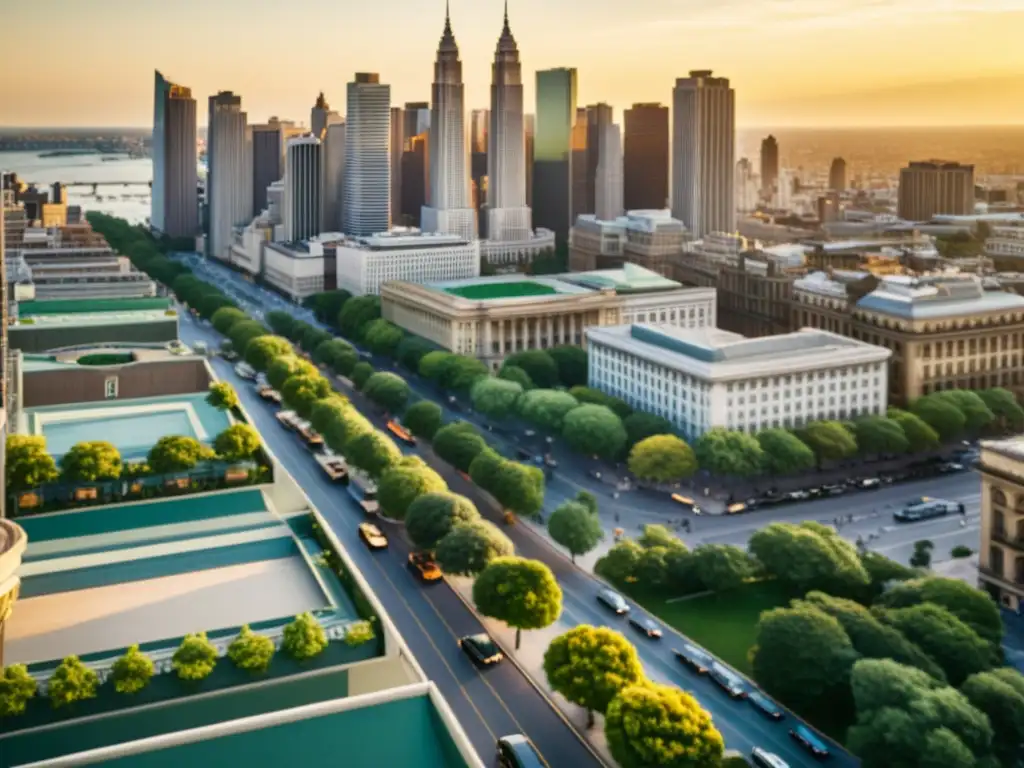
xmin=263 ymin=236 xmax=343 ymax=300
xmin=986 ymin=222 xmax=1024 ymax=262
xmin=344 ymin=73 xmax=391 ymax=237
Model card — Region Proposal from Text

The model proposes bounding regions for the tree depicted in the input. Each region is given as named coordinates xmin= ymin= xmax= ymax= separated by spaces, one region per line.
xmin=267 ymin=356 xmax=317 ymax=391
xmin=485 ymin=457 xmax=545 ymax=518
xmin=48 ymin=656 xmax=100 ymax=708
xmin=498 ymin=364 xmax=534 ymax=390
xmin=214 ymin=424 xmax=262 ymax=462
xmin=548 ymin=345 xmax=589 ymax=388
xmin=337 ymin=295 xmax=382 ymax=340
xmin=265 ymin=310 xmax=296 ymax=337
xmin=627 ymin=434 xmax=697 ymax=483
xmin=689 ymin=544 xmax=753 ymax=592
xmin=440 ymin=355 xmax=489 ymax=391
xmin=876 ymin=577 xmax=1003 ymax=646
xmin=911 ymin=394 xmax=967 ymax=442
xmin=543 ymin=625 xmax=645 ymax=727
xmin=562 ymin=404 xmax=628 ymax=459
xmin=403 ymin=400 xmax=443 ymax=440
xmin=433 ymin=420 xmax=488 ymax=472
xmin=302 ymin=328 xmax=334 ymax=355
xmin=474 ymin=557 xmax=562 ymax=649
xmin=435 ymin=520 xmax=514 ymax=576
xmin=962 ymin=667 xmax=1024 ymax=765
xmin=909 ymin=540 xmax=933 ymax=568
xmin=751 ymin=604 xmax=858 ymax=717
xmin=394 ymin=335 xmax=437 ymax=371
xmin=853 ymin=416 xmax=909 ymax=457
xmin=286 ymin=320 xmax=313 ymax=344
xmin=548 ymin=499 xmax=604 ymax=563
xmin=605 ymin=681 xmax=724 ymax=768
xmin=623 ymin=412 xmax=674 ymax=448
xmin=880 ymin=603 xmax=995 ymax=686
xmin=755 ymin=428 xmax=816 ymax=475
xmin=206 ymin=381 xmax=239 ymax=411
xmin=148 ymin=435 xmax=211 ymax=473
xmin=750 ymin=521 xmax=870 ymax=597
xmin=799 ymin=420 xmax=858 ymax=465
xmin=350 ymin=361 xmax=374 ymax=390
xmin=228 ymin=320 xmax=269 ymax=353
xmin=211 ymin=306 xmax=247 ymax=335
xmin=344 ymin=430 xmax=402 ymax=479
xmin=694 ymin=428 xmax=764 ymax=478
xmin=470 ymin=377 xmax=524 ymax=420
xmin=172 ymin=632 xmax=218 ymax=681
xmin=859 ymin=551 xmax=918 ymax=602
xmin=406 ymin=492 xmax=481 ymax=550
xmin=595 ymin=539 xmax=643 ymax=588
xmin=111 ymin=645 xmax=154 ymax=694
xmin=976 ymin=387 xmax=1024 ymax=432
xmin=933 ymin=390 xmax=994 ymax=433
xmin=418 ymin=351 xmax=453 ymax=383
xmin=362 ymin=318 xmax=404 ymax=357
xmin=227 ymin=625 xmax=275 ymax=673
xmin=60 ymin=441 xmax=122 ymax=483
xmin=6 ymin=434 xmax=59 ymax=490
xmin=282 ymin=612 xmax=328 ymax=660
xmin=243 ymin=335 xmax=292 ymax=372
xmin=280 ymin=374 xmax=332 ymax=418
xmin=331 ymin=348 xmax=360 ymax=377
xmin=377 ymin=457 xmax=448 ymax=521
xmin=362 ymin=372 xmax=411 ymax=412
xmin=887 ymin=408 xmax=940 ymax=453
xmin=503 ymin=350 xmax=560 ymax=388
xmin=305 ymin=289 xmax=351 ymax=325
xmin=313 ymin=338 xmax=354 ymax=369
xmin=0 ymin=665 xmax=37 ymax=717
xmin=517 ymin=389 xmax=580 ymax=431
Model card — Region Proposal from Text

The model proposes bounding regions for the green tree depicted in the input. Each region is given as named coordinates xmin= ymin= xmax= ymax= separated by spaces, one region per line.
xmin=363 ymin=318 xmax=405 ymax=356
xmin=548 ymin=345 xmax=589 ymax=388
xmin=887 ymin=408 xmax=941 ymax=453
xmin=48 ymin=656 xmax=100 ymax=708
xmin=403 ymin=400 xmax=443 ymax=440
xmin=622 ymin=412 xmax=674 ymax=448
xmin=976 ymin=387 xmax=1024 ymax=432
xmin=933 ymin=390 xmax=995 ymax=433
xmin=799 ymin=420 xmax=858 ymax=465
xmin=594 ymin=539 xmax=643 ymax=589
xmin=433 ymin=420 xmax=488 ymax=473
xmin=313 ymin=338 xmax=354 ymax=369
xmin=470 ymin=377 xmax=524 ymax=419
xmin=749 ymin=521 xmax=869 ymax=597
xmin=206 ymin=381 xmax=239 ymax=411
xmin=214 ymin=424 xmax=262 ymax=462
xmin=440 ymin=355 xmax=489 ymax=391
xmin=548 ymin=498 xmax=604 ymax=563
xmin=394 ymin=335 xmax=437 ymax=371
xmin=853 ymin=416 xmax=909 ymax=457
xmin=627 ymin=434 xmax=697 ymax=483
xmin=911 ymin=394 xmax=967 ymax=442
xmin=267 ymin=356 xmax=317 ymax=391
xmin=435 ymin=520 xmax=514 ymax=576
xmin=876 ymin=577 xmax=1003 ymax=647
xmin=60 ymin=441 xmax=122 ymax=482
xmin=285 ymin=320 xmax=313 ymax=344
xmin=111 ymin=645 xmax=154 ymax=694
xmin=543 ymin=625 xmax=645 ymax=727
xmin=694 ymin=428 xmax=764 ymax=478
xmin=909 ymin=540 xmax=933 ymax=568
xmin=227 ymin=625 xmax=275 ymax=673
xmin=689 ymin=544 xmax=753 ymax=592
xmin=211 ymin=306 xmax=247 ymax=335
xmin=350 ymin=361 xmax=374 ymax=390
xmin=282 ymin=612 xmax=328 ymax=660
xmin=517 ymin=389 xmax=580 ymax=431
xmin=486 ymin=456 xmax=545 ymax=518
xmin=880 ymin=603 xmax=995 ymax=686
xmin=418 ymin=350 xmax=453 ymax=383
xmin=961 ymin=667 xmax=1024 ymax=765
xmin=302 ymin=325 xmax=332 ymax=352
xmin=331 ymin=348 xmax=360 ymax=377
xmin=503 ymin=350 xmax=560 ymax=388
xmin=362 ymin=371 xmax=411 ymax=412
xmin=756 ymin=428 xmax=816 ymax=475
xmin=0 ymin=664 xmax=36 ymax=717
xmin=305 ymin=289 xmax=351 ymax=325
xmin=406 ymin=492 xmax=481 ymax=550
xmin=147 ymin=435 xmax=211 ymax=473
xmin=228 ymin=320 xmax=269 ymax=353
xmin=473 ymin=557 xmax=563 ymax=649
xmin=605 ymin=681 xmax=724 ymax=768
xmin=498 ymin=364 xmax=534 ymax=390
xmin=344 ymin=430 xmax=403 ymax=479
xmin=6 ymin=434 xmax=59 ymax=490
xmin=172 ymin=632 xmax=218 ymax=681
xmin=280 ymin=374 xmax=332 ymax=418
xmin=265 ymin=310 xmax=296 ymax=337
xmin=377 ymin=457 xmax=448 ymax=521
xmin=859 ymin=551 xmax=918 ymax=602
xmin=244 ymin=335 xmax=293 ymax=372
xmin=562 ymin=404 xmax=627 ymax=459
xmin=337 ymin=295 xmax=382 ymax=340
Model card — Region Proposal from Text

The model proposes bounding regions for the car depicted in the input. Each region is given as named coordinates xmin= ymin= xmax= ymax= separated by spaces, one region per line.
xmin=786 ymin=489 xmax=812 ymax=501
xmin=673 ymin=643 xmax=713 ymax=674
xmin=459 ymin=633 xmax=503 ymax=666
xmin=671 ymin=494 xmax=702 ymax=514
xmin=628 ymin=615 xmax=663 ymax=639
xmin=709 ymin=662 xmax=748 ymax=699
xmin=750 ymin=748 xmax=790 ymax=768
xmin=516 ymin=448 xmax=533 ymax=461
xmin=821 ymin=483 xmax=846 ymax=496
xmin=358 ymin=522 xmax=388 ymax=550
xmin=853 ymin=477 xmax=881 ymax=490
xmin=497 ymin=734 xmax=549 ymax=768
xmin=596 ymin=588 xmax=630 ymax=615
xmin=234 ymin=362 xmax=256 ymax=380
xmin=789 ymin=724 xmax=830 ymax=759
xmin=748 ymin=691 xmax=785 ymax=720
xmin=589 ymin=469 xmax=603 ymax=480
xmin=543 ymin=454 xmax=558 ymax=468
xmin=407 ymin=552 xmax=443 ymax=583
xmin=939 ymin=461 xmax=965 ymax=473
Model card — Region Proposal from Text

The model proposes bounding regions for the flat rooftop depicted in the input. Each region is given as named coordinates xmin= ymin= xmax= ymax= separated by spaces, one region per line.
xmin=18 ymin=296 xmax=171 ymax=316
xmin=856 ymin=275 xmax=1024 ymax=319
xmin=13 ymin=308 xmax=176 ymax=328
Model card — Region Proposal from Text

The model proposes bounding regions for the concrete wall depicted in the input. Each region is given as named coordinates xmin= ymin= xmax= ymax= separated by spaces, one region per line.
xmin=10 ymin=319 xmax=179 ymax=354
xmin=23 ymin=358 xmax=212 ymax=408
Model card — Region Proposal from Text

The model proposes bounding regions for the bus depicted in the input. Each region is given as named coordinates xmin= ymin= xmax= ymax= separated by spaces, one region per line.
xmin=670 ymin=494 xmax=702 ymax=514
xmin=386 ymin=420 xmax=416 ymax=446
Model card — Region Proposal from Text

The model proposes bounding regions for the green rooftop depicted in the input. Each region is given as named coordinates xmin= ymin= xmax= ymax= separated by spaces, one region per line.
xmin=18 ymin=297 xmax=172 ymax=316
xmin=445 ymin=281 xmax=560 ymax=300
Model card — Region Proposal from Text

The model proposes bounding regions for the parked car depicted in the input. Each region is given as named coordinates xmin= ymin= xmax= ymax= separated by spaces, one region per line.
xmin=497 ymin=734 xmax=549 ymax=768
xmin=821 ymin=483 xmax=846 ymax=496
xmin=673 ymin=643 xmax=713 ymax=674
xmin=627 ymin=615 xmax=663 ymax=639
xmin=748 ymin=691 xmax=785 ymax=720
xmin=786 ymin=489 xmax=812 ymax=502
xmin=709 ymin=662 xmax=748 ymax=699
xmin=459 ymin=633 xmax=503 ymax=667
xmin=751 ymin=748 xmax=790 ymax=768
xmin=358 ymin=522 xmax=388 ymax=550
xmin=596 ymin=588 xmax=630 ymax=615
xmin=789 ymin=724 xmax=830 ymax=759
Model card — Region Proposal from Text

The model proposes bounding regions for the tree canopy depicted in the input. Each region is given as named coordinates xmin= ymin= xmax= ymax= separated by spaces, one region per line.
xmin=562 ymin=404 xmax=628 ymax=459
xmin=228 ymin=320 xmax=269 ymax=354
xmin=206 ymin=381 xmax=239 ymax=411
xmin=473 ymin=557 xmax=563 ymax=648
xmin=6 ymin=434 xmax=59 ymax=490
xmin=111 ymin=645 xmax=155 ymax=694
xmin=344 ymin=430 xmax=402 ymax=479
xmin=756 ymin=428 xmax=816 ymax=475
xmin=932 ymin=390 xmax=994 ymax=433
xmin=517 ymin=389 xmax=580 ymax=431
xmin=403 ymin=400 xmax=443 ymax=440
xmin=503 ymin=350 xmax=560 ymax=388
xmin=0 ymin=665 xmax=37 ymax=717
xmin=800 ymin=420 xmax=858 ymax=464
xmin=172 ymin=632 xmax=218 ymax=681
xmin=470 ymin=377 xmax=524 ymax=420
xmin=548 ymin=497 xmax=604 ymax=563
xmin=694 ymin=428 xmax=764 ymax=478
xmin=147 ymin=435 xmax=212 ymax=474
xmin=977 ymin=387 xmax=1024 ymax=431
xmin=469 ymin=450 xmax=545 ymax=518
xmin=853 ymin=416 xmax=909 ymax=457
xmin=48 ymin=656 xmax=100 ymax=707
xmin=350 ymin=361 xmax=374 ymax=390
xmin=433 ymin=420 xmax=488 ymax=472
xmin=886 ymin=408 xmax=940 ymax=453
xmin=749 ymin=521 xmax=869 ymax=597
xmin=627 ymin=434 xmax=697 ymax=483
xmin=876 ymin=577 xmax=1003 ymax=646
xmin=265 ymin=310 xmax=296 ymax=337
xmin=498 ymin=364 xmax=534 ymax=390
xmin=213 ymin=424 xmax=262 ymax=462
xmin=337 ymin=295 xmax=382 ymax=340
xmin=880 ymin=603 xmax=996 ymax=686
xmin=244 ymin=335 xmax=293 ymax=372
xmin=689 ymin=544 xmax=753 ymax=593
xmin=362 ymin=371 xmax=411 ymax=412
xmin=211 ymin=306 xmax=247 ymax=335
xmin=362 ymin=318 xmax=404 ymax=356
xmin=548 ymin=346 xmax=589 ymax=387
xmin=406 ymin=492 xmax=481 ymax=550
xmin=227 ymin=625 xmax=275 ymax=673
xmin=961 ymin=667 xmax=1024 ymax=765
xmin=435 ymin=519 xmax=514 ymax=576
xmin=911 ymin=395 xmax=967 ymax=441
xmin=60 ymin=441 xmax=122 ymax=483
xmin=622 ymin=412 xmax=675 ymax=448
xmin=377 ymin=457 xmax=448 ymax=521
xmin=282 ymin=612 xmax=328 ymax=660
xmin=280 ymin=374 xmax=332 ymax=419
xmin=267 ymin=356 xmax=318 ymax=391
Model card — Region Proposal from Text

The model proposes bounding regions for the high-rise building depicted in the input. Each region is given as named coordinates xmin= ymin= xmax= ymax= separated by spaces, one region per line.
xmin=344 ymin=73 xmax=391 ymax=237
xmin=583 ymin=103 xmax=614 ymax=216
xmin=735 ymin=158 xmax=757 ymax=213
xmin=151 ymin=71 xmax=198 ymax=238
xmin=672 ymin=70 xmax=735 ymax=238
xmin=311 ymin=92 xmax=341 ymax=140
xmin=570 ymin=107 xmax=588 ymax=224
xmin=398 ymin=103 xmax=430 ymax=227
xmin=207 ymin=91 xmax=253 ymax=261
xmin=421 ymin=7 xmax=475 ymax=241
xmin=898 ymin=160 xmax=974 ymax=221
xmin=623 ymin=103 xmax=669 ymax=212
xmin=251 ymin=122 xmax=283 ymax=214
xmin=829 ymin=157 xmax=847 ymax=192
xmin=525 ymin=114 xmax=534 ymax=208
xmin=283 ymin=135 xmax=322 ymax=241
xmin=533 ymin=67 xmax=577 ymax=245
xmin=760 ymin=134 xmax=779 ymax=199
xmin=323 ymin=121 xmax=346 ymax=232
xmin=595 ymin=122 xmax=623 ymax=222
xmin=390 ymin=107 xmax=404 ymax=223
xmin=470 ymin=109 xmax=489 ymax=231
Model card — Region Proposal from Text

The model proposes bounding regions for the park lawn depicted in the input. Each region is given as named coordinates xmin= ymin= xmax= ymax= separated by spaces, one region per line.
xmin=634 ymin=580 xmax=791 ymax=674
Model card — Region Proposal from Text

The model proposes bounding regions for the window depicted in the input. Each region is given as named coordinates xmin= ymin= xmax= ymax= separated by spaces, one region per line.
xmin=104 ymin=376 xmax=119 ymax=399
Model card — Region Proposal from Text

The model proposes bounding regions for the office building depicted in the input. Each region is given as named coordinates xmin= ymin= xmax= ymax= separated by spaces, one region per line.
xmin=760 ymin=135 xmax=778 ymax=199
xmin=322 ymin=121 xmax=346 ymax=232
xmin=623 ymin=103 xmax=669 ymax=212
xmin=390 ymin=106 xmax=404 ymax=221
xmin=335 ymin=230 xmax=480 ymax=297
xmin=829 ymin=157 xmax=847 ymax=192
xmin=898 ymin=160 xmax=975 ymax=221
xmin=588 ymin=324 xmax=889 ymax=440
xmin=151 ymin=71 xmax=198 ymax=238
xmin=570 ymin=108 xmax=588 ymax=224
xmin=595 ymin=122 xmax=623 ymax=222
xmin=344 ymin=73 xmax=391 ymax=236
xmin=986 ymin=222 xmax=1024 ymax=264
xmin=398 ymin=103 xmax=431 ymax=227
xmin=736 ymin=158 xmax=757 ymax=213
xmin=421 ymin=7 xmax=476 ymax=241
xmin=206 ymin=91 xmax=252 ymax=262
xmin=570 ymin=209 xmax=687 ymax=275
xmin=311 ymin=92 xmax=340 ymax=140
xmin=583 ymin=103 xmax=613 ymax=216
xmin=263 ymin=235 xmax=341 ymax=300
xmin=533 ymin=68 xmax=577 ymax=245
xmin=283 ymin=135 xmax=322 ymax=242
xmin=470 ymin=109 xmax=489 ymax=231
xmin=251 ymin=122 xmax=283 ymax=214
xmin=673 ymin=71 xmax=735 ymax=238
xmin=978 ymin=439 xmax=1024 ymax=611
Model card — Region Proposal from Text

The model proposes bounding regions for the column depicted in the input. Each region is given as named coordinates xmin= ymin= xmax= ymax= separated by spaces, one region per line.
xmin=569 ymin=314 xmax=577 ymax=345
xmin=535 ymin=317 xmax=543 ymax=349
xmin=510 ymin=319 xmax=518 ymax=353
xmin=483 ymin=319 xmax=493 ymax=357
xmin=556 ymin=315 xmax=565 ymax=344
xmin=498 ymin=319 xmax=506 ymax=355
xmin=546 ymin=317 xmax=554 ymax=348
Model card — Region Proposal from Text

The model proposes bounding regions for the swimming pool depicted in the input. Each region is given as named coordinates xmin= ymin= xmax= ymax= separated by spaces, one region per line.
xmin=43 ymin=411 xmax=198 ymax=460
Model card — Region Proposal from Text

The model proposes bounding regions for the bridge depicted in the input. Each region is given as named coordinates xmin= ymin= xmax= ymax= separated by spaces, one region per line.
xmin=24 ymin=180 xmax=153 ymax=195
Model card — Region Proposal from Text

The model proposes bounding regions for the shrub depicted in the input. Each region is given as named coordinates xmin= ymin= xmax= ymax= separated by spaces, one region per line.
xmin=227 ymin=625 xmax=275 ymax=673
xmin=172 ymin=633 xmax=218 ymax=681
xmin=111 ymin=645 xmax=154 ymax=694
xmin=282 ymin=612 xmax=328 ymax=660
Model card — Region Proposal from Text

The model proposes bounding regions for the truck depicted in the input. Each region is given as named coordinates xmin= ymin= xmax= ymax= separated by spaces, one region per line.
xmin=314 ymin=451 xmax=348 ymax=482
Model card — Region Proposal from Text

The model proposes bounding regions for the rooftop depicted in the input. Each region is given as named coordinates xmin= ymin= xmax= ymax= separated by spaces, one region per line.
xmin=345 ymin=228 xmax=471 ymax=251
xmin=17 ymin=297 xmax=171 ymax=316
xmin=856 ymin=275 xmax=1024 ymax=319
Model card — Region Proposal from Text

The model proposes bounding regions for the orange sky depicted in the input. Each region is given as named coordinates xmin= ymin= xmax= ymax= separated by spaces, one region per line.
xmin=2 ymin=0 xmax=1023 ymax=127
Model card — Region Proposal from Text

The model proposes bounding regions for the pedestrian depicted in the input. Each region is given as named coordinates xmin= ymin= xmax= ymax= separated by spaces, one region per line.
xmin=614 ymin=513 xmax=620 ymax=524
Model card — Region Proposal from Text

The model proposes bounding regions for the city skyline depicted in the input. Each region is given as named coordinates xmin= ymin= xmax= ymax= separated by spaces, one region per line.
xmin=3 ymin=0 xmax=1023 ymax=128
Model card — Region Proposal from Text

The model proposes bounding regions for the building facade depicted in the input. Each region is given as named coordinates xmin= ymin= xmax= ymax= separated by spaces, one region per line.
xmin=263 ymin=239 xmax=331 ymax=300
xmin=251 ymin=122 xmax=283 ymax=214
xmin=569 ymin=209 xmax=687 ymax=276
xmin=760 ymin=135 xmax=778 ymax=199
xmin=283 ymin=135 xmax=322 ymax=242
xmin=595 ymin=121 xmax=623 ymax=222
xmin=587 ymin=324 xmax=890 ymax=440
xmin=623 ymin=103 xmax=669 ymax=212
xmin=533 ymin=68 xmax=577 ymax=245
xmin=151 ymin=71 xmax=198 ymax=239
xmin=344 ymin=73 xmax=391 ymax=236
xmin=829 ymin=157 xmax=847 ymax=192
xmin=897 ymin=160 xmax=975 ymax=222
xmin=206 ymin=91 xmax=253 ymax=262
xmin=978 ymin=439 xmax=1024 ymax=611
xmin=986 ymin=222 xmax=1024 ymax=264
xmin=322 ymin=121 xmax=346 ymax=233
xmin=335 ymin=231 xmax=480 ymax=297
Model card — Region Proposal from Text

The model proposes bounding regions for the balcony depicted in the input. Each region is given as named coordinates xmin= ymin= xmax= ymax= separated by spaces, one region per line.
xmin=992 ymin=529 xmax=1024 ymax=553
xmin=979 ymin=565 xmax=1024 ymax=593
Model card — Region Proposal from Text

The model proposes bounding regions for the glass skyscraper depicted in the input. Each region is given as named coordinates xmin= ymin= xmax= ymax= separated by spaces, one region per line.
xmin=532 ymin=68 xmax=576 ymax=245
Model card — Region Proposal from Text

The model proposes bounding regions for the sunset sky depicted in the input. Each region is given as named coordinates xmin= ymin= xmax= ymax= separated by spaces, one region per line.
xmin=3 ymin=0 xmax=1023 ymax=128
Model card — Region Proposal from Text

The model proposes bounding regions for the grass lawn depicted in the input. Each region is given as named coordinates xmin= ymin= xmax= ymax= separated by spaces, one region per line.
xmin=633 ymin=580 xmax=791 ymax=674
xmin=444 ymin=281 xmax=558 ymax=300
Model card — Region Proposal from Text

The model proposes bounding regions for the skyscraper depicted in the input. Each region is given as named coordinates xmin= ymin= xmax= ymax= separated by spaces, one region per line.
xmin=207 ymin=91 xmax=252 ymax=261
xmin=570 ymin=107 xmax=588 ymax=223
xmin=623 ymin=103 xmax=669 ymax=211
xmin=323 ymin=121 xmax=346 ymax=232
xmin=595 ymin=122 xmax=623 ymax=221
xmin=344 ymin=73 xmax=391 ymax=237
xmin=533 ymin=67 xmax=577 ymax=244
xmin=311 ymin=92 xmax=340 ymax=140
xmin=829 ymin=157 xmax=847 ymax=192
xmin=251 ymin=121 xmax=283 ymax=214
xmin=390 ymin=107 xmax=404 ymax=222
xmin=525 ymin=114 xmax=534 ymax=208
xmin=898 ymin=160 xmax=975 ymax=221
xmin=672 ymin=70 xmax=735 ymax=238
xmin=400 ymin=102 xmax=430 ymax=226
xmin=421 ymin=6 xmax=475 ymax=240
xmin=485 ymin=4 xmax=531 ymax=242
xmin=284 ymin=135 xmax=322 ymax=241
xmin=470 ymin=109 xmax=489 ymax=231
xmin=760 ymin=135 xmax=778 ymax=199
xmin=151 ymin=70 xmax=198 ymax=238
xmin=584 ymin=103 xmax=613 ymax=216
